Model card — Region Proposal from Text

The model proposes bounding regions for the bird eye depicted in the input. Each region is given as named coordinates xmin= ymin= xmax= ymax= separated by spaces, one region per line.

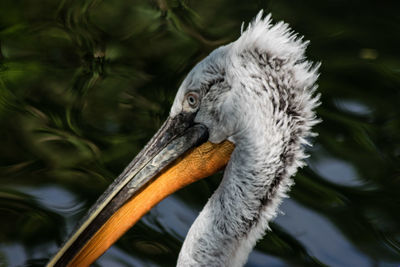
xmin=186 ymin=92 xmax=199 ymax=108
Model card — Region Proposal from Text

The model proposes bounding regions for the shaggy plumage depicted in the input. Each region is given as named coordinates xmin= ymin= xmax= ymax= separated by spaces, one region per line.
xmin=171 ymin=11 xmax=320 ymax=266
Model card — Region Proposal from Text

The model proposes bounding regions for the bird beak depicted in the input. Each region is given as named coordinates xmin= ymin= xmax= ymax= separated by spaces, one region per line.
xmin=47 ymin=112 xmax=235 ymax=267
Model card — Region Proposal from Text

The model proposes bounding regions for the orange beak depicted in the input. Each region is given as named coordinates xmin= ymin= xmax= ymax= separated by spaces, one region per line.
xmin=47 ymin=115 xmax=234 ymax=267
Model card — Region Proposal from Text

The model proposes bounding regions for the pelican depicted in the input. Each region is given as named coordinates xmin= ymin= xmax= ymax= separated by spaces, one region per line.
xmin=48 ymin=11 xmax=320 ymax=267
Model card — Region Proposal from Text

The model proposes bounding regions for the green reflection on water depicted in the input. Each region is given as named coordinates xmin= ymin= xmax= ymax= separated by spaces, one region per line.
xmin=1 ymin=0 xmax=400 ymax=266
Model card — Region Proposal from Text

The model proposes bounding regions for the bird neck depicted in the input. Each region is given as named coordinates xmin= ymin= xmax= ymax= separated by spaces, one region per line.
xmin=177 ymin=114 xmax=304 ymax=266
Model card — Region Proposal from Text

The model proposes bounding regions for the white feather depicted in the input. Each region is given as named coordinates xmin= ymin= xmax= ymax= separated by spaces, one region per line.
xmin=171 ymin=11 xmax=320 ymax=266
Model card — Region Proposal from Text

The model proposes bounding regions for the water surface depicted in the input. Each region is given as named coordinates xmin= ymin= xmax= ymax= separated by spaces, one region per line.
xmin=1 ymin=0 xmax=400 ymax=266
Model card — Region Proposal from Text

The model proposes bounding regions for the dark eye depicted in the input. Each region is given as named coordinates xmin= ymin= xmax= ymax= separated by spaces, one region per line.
xmin=186 ymin=92 xmax=199 ymax=108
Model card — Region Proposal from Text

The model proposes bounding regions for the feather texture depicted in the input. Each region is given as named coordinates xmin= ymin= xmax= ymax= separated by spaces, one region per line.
xmin=171 ymin=11 xmax=320 ymax=266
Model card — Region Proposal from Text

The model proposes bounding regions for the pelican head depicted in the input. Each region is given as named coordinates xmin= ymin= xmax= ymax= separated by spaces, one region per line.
xmin=48 ymin=11 xmax=320 ymax=267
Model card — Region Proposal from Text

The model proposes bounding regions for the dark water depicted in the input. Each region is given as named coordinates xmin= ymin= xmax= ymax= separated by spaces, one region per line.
xmin=1 ymin=0 xmax=400 ymax=266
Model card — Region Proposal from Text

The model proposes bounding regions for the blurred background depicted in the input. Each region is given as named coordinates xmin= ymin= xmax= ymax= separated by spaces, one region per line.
xmin=1 ymin=0 xmax=400 ymax=266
